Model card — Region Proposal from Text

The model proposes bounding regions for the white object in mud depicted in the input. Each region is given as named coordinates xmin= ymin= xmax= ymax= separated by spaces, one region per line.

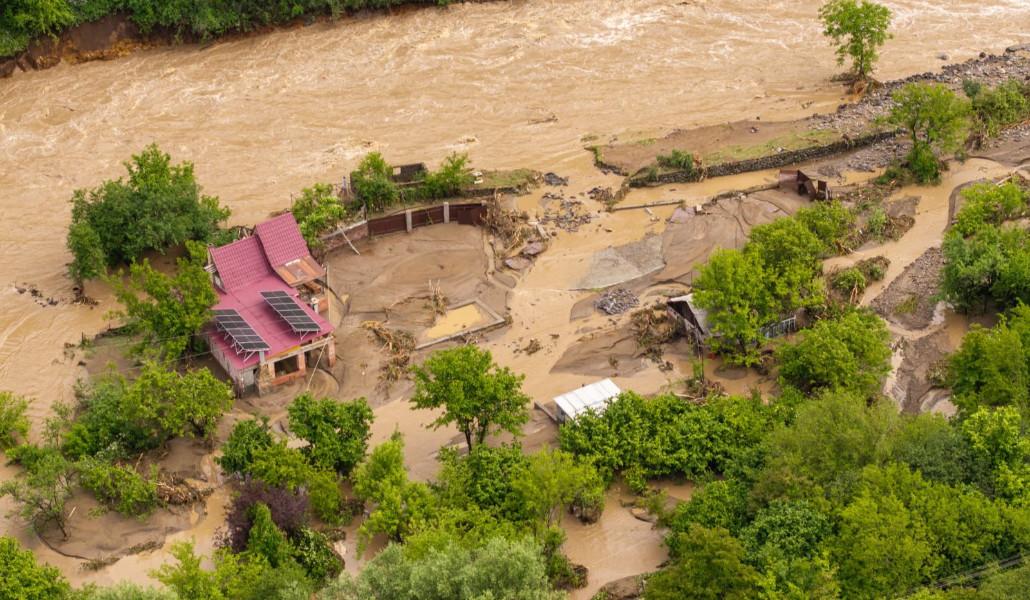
xmin=554 ymin=378 xmax=622 ymax=423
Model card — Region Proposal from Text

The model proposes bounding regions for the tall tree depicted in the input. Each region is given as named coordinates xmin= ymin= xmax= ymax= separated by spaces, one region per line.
xmin=819 ymin=0 xmax=892 ymax=80
xmin=287 ymin=394 xmax=373 ymax=475
xmin=646 ymin=524 xmax=762 ymax=600
xmin=410 ymin=345 xmax=530 ymax=450
xmin=112 ymin=241 xmax=218 ymax=361
xmin=886 ymin=83 xmax=971 ymax=182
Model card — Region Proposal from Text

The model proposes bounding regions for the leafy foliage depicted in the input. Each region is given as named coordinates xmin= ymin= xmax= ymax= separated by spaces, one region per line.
xmin=514 ymin=447 xmax=605 ymax=528
xmin=67 ymin=144 xmax=229 ymax=282
xmin=0 ymin=390 xmax=31 ymax=449
xmin=76 ymin=457 xmax=159 ymax=517
xmin=0 ymin=535 xmax=71 ymax=600
xmin=886 ymin=83 xmax=971 ymax=182
xmin=966 ymin=78 xmax=1030 ymax=141
xmin=419 ymin=153 xmax=474 ymax=199
xmin=819 ymin=0 xmax=892 ymax=78
xmin=222 ymin=479 xmax=310 ymax=553
xmin=0 ymin=446 xmax=76 ymax=537
xmin=411 ymin=345 xmax=530 ymax=450
xmin=351 ymin=434 xmax=435 ymax=550
xmin=316 ymin=536 xmax=563 ymax=600
xmin=287 ymin=393 xmax=373 ymax=474
xmin=656 ymin=149 xmax=695 ymax=172
xmin=291 ymin=183 xmax=347 ymax=249
xmin=947 ymin=308 xmax=1030 ymax=417
xmin=559 ymin=392 xmax=777 ymax=492
xmin=64 ymin=362 xmax=233 ymax=459
xmin=775 ymin=309 xmax=892 ymax=396
xmin=111 ymin=240 xmax=218 ymax=360
xmin=646 ymin=524 xmax=761 ymax=600
xmin=351 ymin=152 xmax=399 ymax=213
xmin=217 ymin=416 xmax=275 ymax=477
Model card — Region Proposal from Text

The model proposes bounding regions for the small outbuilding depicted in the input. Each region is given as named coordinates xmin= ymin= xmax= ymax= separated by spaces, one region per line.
xmin=779 ymin=169 xmax=830 ymax=200
xmin=553 ymin=379 xmax=622 ymax=423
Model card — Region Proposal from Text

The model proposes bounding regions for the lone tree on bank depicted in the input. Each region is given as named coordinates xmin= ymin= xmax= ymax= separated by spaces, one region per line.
xmin=410 ymin=345 xmax=530 ymax=450
xmin=886 ymin=83 xmax=970 ymax=182
xmin=819 ymin=0 xmax=892 ymax=81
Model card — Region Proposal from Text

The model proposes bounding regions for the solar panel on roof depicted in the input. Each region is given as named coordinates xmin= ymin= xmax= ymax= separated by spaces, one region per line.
xmin=261 ymin=290 xmax=321 ymax=334
xmin=214 ymin=308 xmax=269 ymax=357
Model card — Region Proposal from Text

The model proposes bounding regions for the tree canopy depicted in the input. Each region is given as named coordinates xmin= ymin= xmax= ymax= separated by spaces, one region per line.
xmin=819 ymin=0 xmax=892 ymax=79
xmin=886 ymin=83 xmax=971 ymax=182
xmin=66 ymin=144 xmax=230 ymax=283
xmin=410 ymin=345 xmax=530 ymax=450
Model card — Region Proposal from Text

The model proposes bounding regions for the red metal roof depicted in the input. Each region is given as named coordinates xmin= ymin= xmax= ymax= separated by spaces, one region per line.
xmin=255 ymin=213 xmax=311 ymax=268
xmin=209 ymin=236 xmax=273 ymax=293
xmin=207 ymin=214 xmax=334 ymax=372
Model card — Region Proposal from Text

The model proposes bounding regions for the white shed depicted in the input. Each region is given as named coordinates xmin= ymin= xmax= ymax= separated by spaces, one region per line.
xmin=553 ymin=379 xmax=622 ymax=423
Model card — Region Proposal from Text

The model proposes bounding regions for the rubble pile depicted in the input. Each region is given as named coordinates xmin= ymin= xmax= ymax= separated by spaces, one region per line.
xmin=541 ymin=194 xmax=593 ymax=232
xmin=594 ymin=288 xmax=639 ymax=315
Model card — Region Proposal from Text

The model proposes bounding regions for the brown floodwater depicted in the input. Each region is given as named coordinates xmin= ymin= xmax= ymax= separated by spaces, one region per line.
xmin=2 ymin=0 xmax=1029 ymax=589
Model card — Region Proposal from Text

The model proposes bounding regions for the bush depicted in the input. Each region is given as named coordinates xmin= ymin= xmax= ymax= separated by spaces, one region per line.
xmin=656 ymin=150 xmax=695 ymax=172
xmin=968 ymin=79 xmax=1030 ymax=140
xmin=866 ymin=206 xmax=888 ymax=238
xmin=290 ymin=184 xmax=347 ymax=248
xmin=287 ymin=393 xmax=373 ymax=475
xmin=832 ymin=267 xmax=867 ymax=296
xmin=218 ymin=417 xmax=275 ymax=477
xmin=289 ymin=527 xmax=343 ymax=583
xmin=67 ymin=144 xmax=230 ymax=282
xmin=795 ymin=201 xmax=856 ymax=253
xmin=0 ymin=535 xmax=71 ymax=600
xmin=953 ymin=181 xmax=1028 ymax=237
xmin=77 ymin=457 xmax=159 ymax=517
xmin=886 ymin=84 xmax=970 ymax=182
xmin=351 ymin=152 xmax=399 ymax=212
xmin=907 ymin=141 xmax=942 ymax=183
xmin=0 ymin=391 xmax=30 ymax=449
xmin=775 ymin=309 xmax=892 ymax=397
xmin=222 ymin=479 xmax=310 ymax=553
xmin=420 ymin=153 xmax=474 ymax=199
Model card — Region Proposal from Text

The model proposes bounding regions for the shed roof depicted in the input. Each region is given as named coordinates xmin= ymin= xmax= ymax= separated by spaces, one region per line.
xmin=554 ymin=379 xmax=622 ymax=420
xmin=669 ymin=293 xmax=710 ymax=337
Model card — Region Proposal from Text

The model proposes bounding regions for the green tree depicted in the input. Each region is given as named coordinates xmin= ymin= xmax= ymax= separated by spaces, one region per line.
xmin=67 ymin=144 xmax=230 ymax=279
xmin=666 ymin=479 xmax=750 ymax=553
xmin=0 ymin=447 xmax=75 ymax=537
xmin=693 ymin=248 xmax=776 ymax=366
xmin=76 ymin=457 xmax=159 ymax=517
xmin=351 ymin=435 xmax=436 ymax=550
xmin=246 ymin=503 xmax=293 ymax=567
xmin=217 ymin=416 xmax=275 ymax=476
xmin=886 ymin=83 xmax=971 ymax=182
xmin=961 ymin=407 xmax=1030 ymax=505
xmin=646 ymin=524 xmax=762 ymax=600
xmin=514 ymin=447 xmax=605 ymax=528
xmin=420 ymin=153 xmax=474 ymax=199
xmin=0 ymin=535 xmax=71 ymax=600
xmin=411 ymin=345 xmax=530 ymax=450
xmin=948 ymin=319 xmax=1029 ymax=417
xmin=832 ymin=490 xmax=935 ymax=599
xmin=0 ymin=390 xmax=30 ymax=449
xmin=350 ymin=152 xmax=399 ymax=213
xmin=287 ymin=393 xmax=373 ymax=474
xmin=434 ymin=444 xmax=531 ymax=523
xmin=112 ymin=241 xmax=218 ymax=361
xmin=819 ymin=0 xmax=892 ymax=80
xmin=63 ymin=362 xmax=233 ymax=458
xmin=941 ymin=225 xmax=1006 ymax=312
xmin=291 ymin=183 xmax=347 ymax=248
xmin=71 ymin=582 xmax=177 ymax=600
xmin=318 ymin=536 xmax=563 ymax=600
xmin=747 ymin=217 xmax=826 ymax=313
xmin=775 ymin=309 xmax=892 ymax=396
xmin=952 ymin=181 xmax=1028 ymax=237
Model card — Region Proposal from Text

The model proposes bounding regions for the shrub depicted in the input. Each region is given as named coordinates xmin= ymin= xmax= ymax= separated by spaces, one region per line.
xmin=832 ymin=267 xmax=867 ymax=296
xmin=866 ymin=206 xmax=888 ymax=239
xmin=953 ymin=181 xmax=1028 ymax=237
xmin=0 ymin=391 xmax=30 ymax=449
xmin=222 ymin=479 xmax=310 ymax=553
xmin=886 ymin=84 xmax=970 ymax=182
xmin=420 ymin=153 xmax=474 ymax=198
xmin=77 ymin=458 xmax=159 ymax=517
xmin=290 ymin=184 xmax=347 ymax=248
xmin=290 ymin=527 xmax=343 ymax=583
xmin=656 ymin=150 xmax=694 ymax=172
xmin=968 ymin=79 xmax=1030 ymax=140
xmin=351 ymin=152 xmax=399 ymax=213
xmin=218 ymin=416 xmax=275 ymax=477
xmin=795 ymin=201 xmax=856 ymax=253
xmin=0 ymin=535 xmax=71 ymax=600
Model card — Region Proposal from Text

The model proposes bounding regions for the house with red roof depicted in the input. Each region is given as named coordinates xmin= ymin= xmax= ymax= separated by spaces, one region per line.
xmin=206 ymin=213 xmax=335 ymax=395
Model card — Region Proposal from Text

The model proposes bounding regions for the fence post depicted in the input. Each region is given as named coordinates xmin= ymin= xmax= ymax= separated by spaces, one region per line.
xmin=405 ymin=210 xmax=413 ymax=233
xmin=443 ymin=202 xmax=450 ymax=224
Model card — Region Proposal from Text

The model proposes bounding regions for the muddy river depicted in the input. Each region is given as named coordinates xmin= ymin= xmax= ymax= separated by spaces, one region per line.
xmin=2 ymin=0 xmax=1029 ymax=593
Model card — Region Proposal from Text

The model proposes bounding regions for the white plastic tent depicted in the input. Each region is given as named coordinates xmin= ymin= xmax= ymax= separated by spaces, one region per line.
xmin=553 ymin=378 xmax=622 ymax=423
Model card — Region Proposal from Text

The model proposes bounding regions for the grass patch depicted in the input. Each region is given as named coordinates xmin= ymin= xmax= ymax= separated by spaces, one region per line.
xmin=895 ymin=294 xmax=919 ymax=315
xmin=470 ymin=169 xmax=540 ymax=191
xmin=703 ymin=128 xmax=840 ymax=165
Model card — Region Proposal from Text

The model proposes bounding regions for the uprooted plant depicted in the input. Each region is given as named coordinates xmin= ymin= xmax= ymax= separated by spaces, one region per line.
xmin=362 ymin=321 xmax=416 ymax=386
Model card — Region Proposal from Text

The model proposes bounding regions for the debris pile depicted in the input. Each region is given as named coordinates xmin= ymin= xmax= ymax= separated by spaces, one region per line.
xmin=484 ymin=197 xmax=535 ymax=255
xmin=541 ymin=195 xmax=593 ymax=233
xmin=543 ymin=172 xmax=569 ymax=186
xmin=630 ymin=304 xmax=679 ymax=362
xmin=594 ymin=288 xmax=639 ymax=315
xmin=157 ymin=475 xmax=213 ymax=505
xmin=362 ymin=320 xmax=416 ymax=385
